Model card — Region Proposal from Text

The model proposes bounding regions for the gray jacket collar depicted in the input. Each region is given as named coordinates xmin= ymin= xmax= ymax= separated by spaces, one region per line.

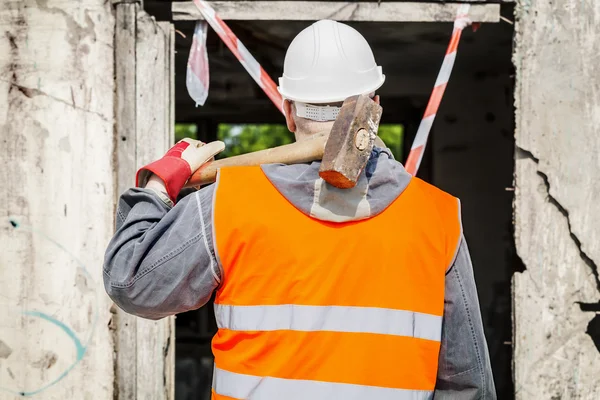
xmin=261 ymin=147 xmax=412 ymax=222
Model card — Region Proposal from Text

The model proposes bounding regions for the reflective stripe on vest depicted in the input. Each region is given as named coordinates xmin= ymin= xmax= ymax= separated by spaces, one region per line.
xmin=213 ymin=368 xmax=434 ymax=400
xmin=215 ymin=304 xmax=442 ymax=342
xmin=212 ymin=166 xmax=461 ymax=399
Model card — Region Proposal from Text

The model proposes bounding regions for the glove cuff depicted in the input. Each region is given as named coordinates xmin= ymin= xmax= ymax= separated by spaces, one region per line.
xmin=136 ymin=157 xmax=192 ymax=203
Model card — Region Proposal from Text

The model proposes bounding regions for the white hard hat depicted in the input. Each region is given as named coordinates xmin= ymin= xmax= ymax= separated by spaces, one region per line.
xmin=278 ymin=20 xmax=385 ymax=104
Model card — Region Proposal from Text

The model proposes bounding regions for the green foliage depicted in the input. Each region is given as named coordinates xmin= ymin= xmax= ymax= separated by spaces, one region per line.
xmin=176 ymin=122 xmax=403 ymax=161
xmin=175 ymin=123 xmax=197 ymax=142
xmin=378 ymin=124 xmax=404 ymax=160
xmin=217 ymin=124 xmax=294 ymax=158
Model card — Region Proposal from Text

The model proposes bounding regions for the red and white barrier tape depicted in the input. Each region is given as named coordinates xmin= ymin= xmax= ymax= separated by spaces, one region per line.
xmin=404 ymin=5 xmax=472 ymax=176
xmin=187 ymin=21 xmax=210 ymax=106
xmin=192 ymin=0 xmax=284 ymax=114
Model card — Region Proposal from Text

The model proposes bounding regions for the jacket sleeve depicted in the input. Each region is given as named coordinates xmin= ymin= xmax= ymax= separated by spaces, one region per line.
xmin=434 ymin=236 xmax=497 ymax=399
xmin=103 ymin=185 xmax=219 ymax=320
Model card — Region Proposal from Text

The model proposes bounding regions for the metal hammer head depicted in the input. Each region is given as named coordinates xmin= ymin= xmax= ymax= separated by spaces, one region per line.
xmin=319 ymin=94 xmax=383 ymax=189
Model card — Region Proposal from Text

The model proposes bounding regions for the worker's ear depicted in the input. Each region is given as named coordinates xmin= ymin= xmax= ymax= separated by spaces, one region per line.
xmin=374 ymin=95 xmax=380 ymax=105
xmin=284 ymin=100 xmax=297 ymax=133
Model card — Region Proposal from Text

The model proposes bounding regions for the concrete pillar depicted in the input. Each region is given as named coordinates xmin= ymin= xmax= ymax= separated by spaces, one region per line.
xmin=513 ymin=0 xmax=600 ymax=398
xmin=113 ymin=6 xmax=176 ymax=398
xmin=0 ymin=1 xmax=115 ymax=398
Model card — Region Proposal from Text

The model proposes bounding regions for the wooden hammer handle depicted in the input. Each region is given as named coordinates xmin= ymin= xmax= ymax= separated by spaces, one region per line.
xmin=185 ymin=132 xmax=328 ymax=187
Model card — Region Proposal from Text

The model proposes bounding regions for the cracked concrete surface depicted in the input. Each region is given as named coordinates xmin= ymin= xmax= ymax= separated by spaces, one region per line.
xmin=516 ymin=147 xmax=600 ymax=293
xmin=513 ymin=157 xmax=600 ymax=399
xmin=0 ymin=78 xmax=111 ymax=122
xmin=514 ymin=0 xmax=600 ymax=398
xmin=0 ymin=1 xmax=115 ymax=398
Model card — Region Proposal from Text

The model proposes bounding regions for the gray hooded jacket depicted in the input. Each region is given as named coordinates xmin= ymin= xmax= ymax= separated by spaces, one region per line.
xmin=103 ymin=147 xmax=496 ymax=399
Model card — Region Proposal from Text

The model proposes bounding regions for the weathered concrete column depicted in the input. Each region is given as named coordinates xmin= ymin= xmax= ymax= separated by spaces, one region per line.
xmin=0 ymin=0 xmax=115 ymax=398
xmin=513 ymin=0 xmax=600 ymax=398
xmin=113 ymin=3 xmax=176 ymax=398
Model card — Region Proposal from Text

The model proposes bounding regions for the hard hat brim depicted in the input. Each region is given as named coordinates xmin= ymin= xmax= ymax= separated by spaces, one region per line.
xmin=278 ymin=75 xmax=386 ymax=105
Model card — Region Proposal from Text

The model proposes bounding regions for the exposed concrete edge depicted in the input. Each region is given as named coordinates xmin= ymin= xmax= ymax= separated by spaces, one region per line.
xmin=172 ymin=1 xmax=501 ymax=22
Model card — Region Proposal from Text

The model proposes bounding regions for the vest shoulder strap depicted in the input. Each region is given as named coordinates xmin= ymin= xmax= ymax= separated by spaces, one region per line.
xmin=408 ymin=178 xmax=462 ymax=270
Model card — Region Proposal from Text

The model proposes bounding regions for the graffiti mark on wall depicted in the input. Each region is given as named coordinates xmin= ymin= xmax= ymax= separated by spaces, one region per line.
xmin=0 ymin=218 xmax=99 ymax=397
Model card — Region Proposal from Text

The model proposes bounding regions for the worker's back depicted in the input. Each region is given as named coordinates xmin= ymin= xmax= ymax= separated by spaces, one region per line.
xmin=103 ymin=18 xmax=496 ymax=400
xmin=210 ymin=153 xmax=461 ymax=399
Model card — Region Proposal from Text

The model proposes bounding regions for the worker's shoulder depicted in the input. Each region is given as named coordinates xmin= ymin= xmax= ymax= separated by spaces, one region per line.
xmin=408 ymin=176 xmax=459 ymax=210
xmin=406 ymin=178 xmax=462 ymax=239
xmin=218 ymin=165 xmax=264 ymax=180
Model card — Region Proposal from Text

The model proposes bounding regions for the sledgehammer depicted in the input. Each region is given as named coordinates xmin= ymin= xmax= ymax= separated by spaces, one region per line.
xmin=185 ymin=94 xmax=383 ymax=189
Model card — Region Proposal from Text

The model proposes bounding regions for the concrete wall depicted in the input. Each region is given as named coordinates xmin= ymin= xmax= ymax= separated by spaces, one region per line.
xmin=513 ymin=0 xmax=600 ymax=398
xmin=0 ymin=2 xmax=175 ymax=399
xmin=0 ymin=1 xmax=115 ymax=398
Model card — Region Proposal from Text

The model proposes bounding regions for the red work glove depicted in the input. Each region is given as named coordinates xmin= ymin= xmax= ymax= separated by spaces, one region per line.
xmin=136 ymin=138 xmax=225 ymax=203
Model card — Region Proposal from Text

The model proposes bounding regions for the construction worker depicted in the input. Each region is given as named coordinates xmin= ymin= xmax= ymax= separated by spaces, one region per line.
xmin=104 ymin=19 xmax=496 ymax=399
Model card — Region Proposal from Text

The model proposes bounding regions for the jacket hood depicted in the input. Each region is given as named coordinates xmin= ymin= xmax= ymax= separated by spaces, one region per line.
xmin=261 ymin=146 xmax=412 ymax=223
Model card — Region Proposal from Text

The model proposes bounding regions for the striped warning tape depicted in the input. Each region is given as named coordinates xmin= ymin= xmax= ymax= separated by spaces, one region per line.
xmin=192 ymin=0 xmax=284 ymax=114
xmin=404 ymin=5 xmax=472 ymax=176
xmin=193 ymin=0 xmax=471 ymax=168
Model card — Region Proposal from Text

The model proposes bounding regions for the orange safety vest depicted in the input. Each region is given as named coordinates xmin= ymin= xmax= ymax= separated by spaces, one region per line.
xmin=212 ymin=166 xmax=461 ymax=400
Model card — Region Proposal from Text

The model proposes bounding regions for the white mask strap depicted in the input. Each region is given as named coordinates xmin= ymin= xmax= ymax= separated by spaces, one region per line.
xmin=295 ymin=102 xmax=341 ymax=122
